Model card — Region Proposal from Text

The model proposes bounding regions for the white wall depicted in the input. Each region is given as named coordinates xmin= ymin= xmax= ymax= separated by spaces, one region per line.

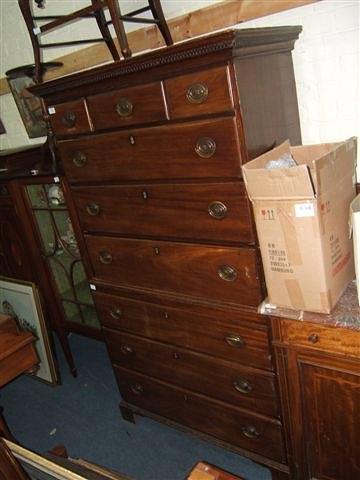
xmin=1 ymin=0 xmax=359 ymax=172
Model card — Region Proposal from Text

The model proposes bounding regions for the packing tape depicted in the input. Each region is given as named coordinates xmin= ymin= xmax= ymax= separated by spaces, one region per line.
xmin=284 ymin=279 xmax=306 ymax=310
xmin=278 ymin=207 xmax=303 ymax=266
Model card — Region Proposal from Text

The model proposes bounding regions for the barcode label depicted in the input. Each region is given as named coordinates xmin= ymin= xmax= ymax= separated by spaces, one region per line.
xmin=295 ymin=203 xmax=314 ymax=218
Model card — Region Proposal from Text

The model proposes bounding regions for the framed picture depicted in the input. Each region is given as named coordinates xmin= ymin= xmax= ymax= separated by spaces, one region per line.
xmin=0 ymin=277 xmax=58 ymax=385
xmin=3 ymin=439 xmax=130 ymax=480
xmin=5 ymin=63 xmax=62 ymax=139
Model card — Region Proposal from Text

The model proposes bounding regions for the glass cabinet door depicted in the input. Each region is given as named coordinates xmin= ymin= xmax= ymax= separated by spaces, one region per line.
xmin=26 ymin=183 xmax=100 ymax=331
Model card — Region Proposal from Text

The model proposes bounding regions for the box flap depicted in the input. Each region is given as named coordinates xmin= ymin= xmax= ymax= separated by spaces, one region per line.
xmin=242 ymin=140 xmax=315 ymax=200
xmin=312 ymin=137 xmax=357 ymax=196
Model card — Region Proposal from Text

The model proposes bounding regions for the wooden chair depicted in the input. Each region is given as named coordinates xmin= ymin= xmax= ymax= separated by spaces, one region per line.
xmin=18 ymin=0 xmax=173 ymax=83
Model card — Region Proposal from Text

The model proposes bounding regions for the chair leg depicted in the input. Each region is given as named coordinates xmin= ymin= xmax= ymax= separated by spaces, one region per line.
xmin=149 ymin=0 xmax=173 ymax=46
xmin=107 ymin=0 xmax=132 ymax=58
xmin=92 ymin=0 xmax=120 ymax=61
xmin=18 ymin=0 xmax=43 ymax=83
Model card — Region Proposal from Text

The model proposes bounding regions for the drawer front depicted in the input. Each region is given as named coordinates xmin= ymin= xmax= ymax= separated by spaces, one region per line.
xmin=73 ymin=182 xmax=254 ymax=244
xmin=278 ymin=319 xmax=360 ymax=358
xmin=47 ymin=99 xmax=91 ymax=136
xmin=115 ymin=366 xmax=285 ymax=463
xmin=57 ymin=117 xmax=242 ymax=182
xmin=86 ymin=82 xmax=166 ymax=130
xmin=166 ymin=66 xmax=234 ymax=119
xmin=106 ymin=330 xmax=278 ymax=417
xmin=86 ymin=236 xmax=263 ymax=306
xmin=94 ymin=291 xmax=272 ymax=370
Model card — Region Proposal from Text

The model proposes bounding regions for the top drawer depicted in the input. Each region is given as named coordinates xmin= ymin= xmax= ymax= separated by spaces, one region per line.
xmin=276 ymin=319 xmax=360 ymax=359
xmin=86 ymin=82 xmax=166 ymax=130
xmin=48 ymin=99 xmax=91 ymax=136
xmin=166 ymin=66 xmax=234 ymax=119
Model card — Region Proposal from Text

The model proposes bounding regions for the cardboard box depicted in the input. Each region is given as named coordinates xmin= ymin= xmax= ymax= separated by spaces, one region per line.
xmin=350 ymin=195 xmax=360 ymax=305
xmin=242 ymin=138 xmax=357 ymax=313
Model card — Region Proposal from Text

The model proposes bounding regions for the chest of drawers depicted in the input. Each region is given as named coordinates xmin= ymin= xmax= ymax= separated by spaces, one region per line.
xmin=32 ymin=28 xmax=302 ymax=479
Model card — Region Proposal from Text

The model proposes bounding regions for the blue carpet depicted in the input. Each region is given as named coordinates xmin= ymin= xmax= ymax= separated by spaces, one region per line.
xmin=0 ymin=333 xmax=271 ymax=480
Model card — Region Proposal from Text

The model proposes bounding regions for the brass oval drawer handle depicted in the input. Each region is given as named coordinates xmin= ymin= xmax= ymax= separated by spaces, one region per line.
xmin=225 ymin=334 xmax=245 ymax=348
xmin=86 ymin=202 xmax=100 ymax=216
xmin=72 ymin=151 xmax=87 ymax=168
xmin=208 ymin=201 xmax=228 ymax=220
xmin=99 ymin=251 xmax=113 ymax=265
xmin=110 ymin=307 xmax=122 ymax=320
xmin=120 ymin=345 xmax=133 ymax=355
xmin=186 ymin=83 xmax=209 ymax=104
xmin=116 ymin=97 xmax=133 ymax=117
xmin=308 ymin=333 xmax=319 ymax=344
xmin=130 ymin=383 xmax=143 ymax=395
xmin=218 ymin=264 xmax=237 ymax=282
xmin=61 ymin=111 xmax=76 ymax=128
xmin=241 ymin=425 xmax=260 ymax=439
xmin=233 ymin=379 xmax=253 ymax=394
xmin=195 ymin=137 xmax=216 ymax=158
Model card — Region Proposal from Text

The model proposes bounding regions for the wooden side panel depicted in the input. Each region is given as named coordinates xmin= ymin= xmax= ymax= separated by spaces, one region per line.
xmin=301 ymin=363 xmax=360 ymax=480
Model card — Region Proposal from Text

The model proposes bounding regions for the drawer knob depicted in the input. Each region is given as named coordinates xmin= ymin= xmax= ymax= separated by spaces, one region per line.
xmin=208 ymin=201 xmax=228 ymax=220
xmin=86 ymin=202 xmax=100 ymax=216
xmin=225 ymin=334 xmax=245 ymax=348
xmin=186 ymin=83 xmax=209 ymax=104
xmin=61 ymin=111 xmax=76 ymax=128
xmin=116 ymin=98 xmax=133 ymax=117
xmin=218 ymin=264 xmax=237 ymax=282
xmin=233 ymin=379 xmax=253 ymax=394
xmin=120 ymin=345 xmax=133 ymax=355
xmin=163 ymin=311 xmax=169 ymax=319
xmin=241 ymin=425 xmax=260 ymax=439
xmin=99 ymin=251 xmax=113 ymax=265
xmin=72 ymin=151 xmax=87 ymax=168
xmin=195 ymin=137 xmax=216 ymax=158
xmin=308 ymin=333 xmax=319 ymax=344
xmin=130 ymin=383 xmax=143 ymax=395
xmin=110 ymin=307 xmax=122 ymax=320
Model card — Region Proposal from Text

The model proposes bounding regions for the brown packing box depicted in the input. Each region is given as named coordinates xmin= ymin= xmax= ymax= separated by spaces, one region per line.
xmin=242 ymin=138 xmax=357 ymax=313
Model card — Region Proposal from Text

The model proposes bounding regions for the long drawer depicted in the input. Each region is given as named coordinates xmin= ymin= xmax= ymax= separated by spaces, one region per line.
xmin=94 ymin=290 xmax=272 ymax=370
xmin=57 ymin=117 xmax=242 ymax=182
xmin=73 ymin=182 xmax=254 ymax=244
xmin=115 ymin=366 xmax=285 ymax=463
xmin=85 ymin=236 xmax=263 ymax=306
xmin=106 ymin=329 xmax=277 ymax=417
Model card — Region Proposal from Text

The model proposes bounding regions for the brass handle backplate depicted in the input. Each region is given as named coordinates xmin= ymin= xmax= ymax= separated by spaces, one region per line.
xmin=99 ymin=251 xmax=112 ymax=265
xmin=61 ymin=111 xmax=76 ymax=128
xmin=233 ymin=379 xmax=253 ymax=394
xmin=218 ymin=264 xmax=237 ymax=282
xmin=110 ymin=307 xmax=122 ymax=320
xmin=195 ymin=137 xmax=216 ymax=158
xmin=225 ymin=334 xmax=245 ymax=348
xmin=120 ymin=345 xmax=133 ymax=355
xmin=130 ymin=383 xmax=143 ymax=395
xmin=72 ymin=151 xmax=87 ymax=168
xmin=208 ymin=201 xmax=228 ymax=219
xmin=116 ymin=98 xmax=133 ymax=117
xmin=86 ymin=202 xmax=100 ymax=216
xmin=186 ymin=83 xmax=209 ymax=104
xmin=308 ymin=333 xmax=319 ymax=344
xmin=241 ymin=425 xmax=260 ymax=439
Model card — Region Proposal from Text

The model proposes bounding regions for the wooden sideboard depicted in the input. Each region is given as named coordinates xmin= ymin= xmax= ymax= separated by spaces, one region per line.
xmin=269 ymin=283 xmax=360 ymax=480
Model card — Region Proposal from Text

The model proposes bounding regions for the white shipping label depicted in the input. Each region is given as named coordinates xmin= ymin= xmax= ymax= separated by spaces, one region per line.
xmin=294 ymin=203 xmax=315 ymax=218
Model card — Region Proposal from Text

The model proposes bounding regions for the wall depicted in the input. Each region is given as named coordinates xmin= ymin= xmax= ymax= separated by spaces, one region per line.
xmin=1 ymin=0 xmax=359 ymax=170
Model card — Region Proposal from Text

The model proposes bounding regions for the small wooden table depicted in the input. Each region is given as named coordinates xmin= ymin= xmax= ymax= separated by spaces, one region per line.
xmin=0 ymin=314 xmax=38 ymax=438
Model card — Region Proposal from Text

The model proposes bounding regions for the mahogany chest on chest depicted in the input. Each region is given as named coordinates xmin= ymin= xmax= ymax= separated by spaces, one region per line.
xmin=32 ymin=27 xmax=302 ymax=478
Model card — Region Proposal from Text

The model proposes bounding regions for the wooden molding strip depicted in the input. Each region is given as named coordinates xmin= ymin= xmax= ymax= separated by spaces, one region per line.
xmin=0 ymin=0 xmax=318 ymax=96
